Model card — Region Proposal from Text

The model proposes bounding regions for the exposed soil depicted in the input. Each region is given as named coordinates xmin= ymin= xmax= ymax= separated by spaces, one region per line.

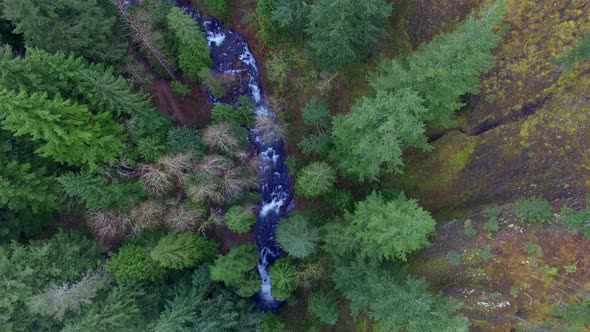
xmin=152 ymin=79 xmax=212 ymax=128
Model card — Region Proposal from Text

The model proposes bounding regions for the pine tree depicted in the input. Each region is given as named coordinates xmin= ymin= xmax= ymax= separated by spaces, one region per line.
xmin=0 ymin=157 xmax=57 ymax=213
xmin=58 ymin=172 xmax=145 ymax=210
xmin=1 ymin=0 xmax=127 ymax=63
xmin=329 ymin=192 xmax=436 ymax=262
xmin=305 ymin=0 xmax=392 ymax=71
xmin=150 ymin=233 xmax=218 ymax=269
xmin=295 ymin=162 xmax=336 ymax=198
xmin=0 ymin=90 xmax=124 ymax=169
xmin=308 ymin=290 xmax=339 ymax=325
xmin=210 ymin=243 xmax=259 ymax=296
xmin=224 ymin=206 xmax=256 ymax=234
xmin=271 ymin=0 xmax=310 ymax=39
xmin=369 ymin=0 xmax=504 ymax=128
xmin=167 ymin=7 xmax=212 ymax=80
xmin=106 ymin=244 xmax=164 ymax=283
xmin=331 ymin=90 xmax=429 ymax=181
xmin=0 ymin=230 xmax=100 ymax=331
xmin=28 ymin=271 xmax=108 ymax=322
xmin=332 ymin=257 xmax=470 ymax=332
xmin=276 ymin=214 xmax=319 ymax=259
xmin=269 ymin=258 xmax=297 ymax=301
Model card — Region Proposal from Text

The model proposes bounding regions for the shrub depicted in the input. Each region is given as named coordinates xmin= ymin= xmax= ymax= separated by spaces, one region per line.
xmin=446 ymin=251 xmax=462 ymax=266
xmin=560 ymin=204 xmax=590 ymax=238
xmin=130 ymin=201 xmax=165 ymax=234
xmin=170 ymin=81 xmax=190 ymax=96
xmin=167 ymin=127 xmax=205 ymax=156
xmin=224 ymin=205 xmax=256 ymax=234
xmin=87 ymin=209 xmax=131 ymax=240
xmin=139 ymin=163 xmax=174 ymax=196
xmin=308 ymin=290 xmax=339 ymax=325
xmin=516 ymin=197 xmax=553 ymax=223
xmin=463 ymin=219 xmax=477 ymax=237
xmin=295 ymin=162 xmax=336 ymax=198
xmin=106 ymin=244 xmax=163 ymax=283
xmin=276 ymin=215 xmax=320 ymax=259
xmin=211 ymin=103 xmax=255 ymax=126
xmin=164 ymin=205 xmax=203 ymax=232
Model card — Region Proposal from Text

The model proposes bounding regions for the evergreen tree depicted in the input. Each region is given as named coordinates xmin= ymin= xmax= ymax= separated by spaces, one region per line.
xmin=150 ymin=233 xmax=218 ymax=269
xmin=224 ymin=206 xmax=256 ymax=234
xmin=305 ymin=0 xmax=392 ymax=71
xmin=0 ymin=90 xmax=124 ymax=169
xmin=1 ymin=0 xmax=127 ymax=63
xmin=332 ymin=256 xmax=469 ymax=332
xmin=308 ymin=290 xmax=339 ymax=325
xmin=106 ymin=244 xmax=164 ymax=283
xmin=295 ymin=162 xmax=336 ymax=198
xmin=61 ymin=285 xmax=145 ymax=332
xmin=167 ymin=7 xmax=212 ymax=80
xmin=0 ymin=157 xmax=57 ymax=213
xmin=269 ymin=258 xmax=297 ymax=301
xmin=301 ymin=97 xmax=330 ymax=128
xmin=58 ymin=172 xmax=145 ymax=210
xmin=329 ymin=192 xmax=436 ymax=262
xmin=210 ymin=243 xmax=260 ymax=297
xmin=271 ymin=0 xmax=310 ymax=39
xmin=331 ymin=90 xmax=429 ymax=181
xmin=28 ymin=271 xmax=108 ymax=322
xmin=0 ymin=230 xmax=100 ymax=331
xmin=276 ymin=214 xmax=320 ymax=259
xmin=369 ymin=0 xmax=504 ymax=128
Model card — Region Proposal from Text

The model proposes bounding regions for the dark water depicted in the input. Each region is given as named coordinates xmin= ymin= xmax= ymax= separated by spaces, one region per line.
xmin=177 ymin=5 xmax=294 ymax=311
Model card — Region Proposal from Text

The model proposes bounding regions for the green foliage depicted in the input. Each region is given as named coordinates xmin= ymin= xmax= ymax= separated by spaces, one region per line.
xmin=153 ymin=267 xmax=261 ymax=331
xmin=299 ymin=132 xmax=332 ymax=156
xmin=483 ymin=217 xmax=499 ymax=234
xmin=259 ymin=314 xmax=288 ymax=332
xmin=308 ymin=290 xmax=339 ymax=325
xmin=62 ymin=285 xmax=145 ymax=332
xmin=301 ymin=97 xmax=330 ymax=128
xmin=210 ymin=243 xmax=259 ymax=297
xmin=28 ymin=271 xmax=108 ymax=322
xmin=463 ymin=219 xmax=477 ymax=237
xmin=551 ymin=297 xmax=590 ymax=332
xmin=516 ymin=197 xmax=553 ymax=223
xmin=276 ymin=214 xmax=320 ymax=259
xmin=295 ymin=162 xmax=336 ymax=198
xmin=171 ymin=81 xmax=191 ymax=97
xmin=150 ymin=233 xmax=218 ymax=269
xmin=224 ymin=206 xmax=256 ymax=234
xmin=332 ymin=257 xmax=469 ymax=332
xmin=211 ymin=103 xmax=255 ymax=126
xmin=559 ymin=33 xmax=590 ymax=68
xmin=323 ymin=190 xmax=354 ymax=212
xmin=446 ymin=251 xmax=462 ymax=266
xmin=331 ymin=90 xmax=430 ymax=181
xmin=1 ymin=0 xmax=127 ymax=63
xmin=328 ymin=192 xmax=436 ymax=262
xmin=560 ymin=202 xmax=590 ymax=238
xmin=369 ymin=0 xmax=504 ymax=128
xmin=58 ymin=172 xmax=146 ymax=210
xmin=0 ymin=90 xmax=124 ymax=169
xmin=106 ymin=244 xmax=164 ymax=283
xmin=256 ymin=0 xmax=286 ymax=46
xmin=167 ymin=7 xmax=212 ymax=80
xmin=271 ymin=0 xmax=310 ymax=39
xmin=305 ymin=0 xmax=392 ymax=71
xmin=0 ymin=230 xmax=100 ymax=331
xmin=167 ymin=127 xmax=205 ymax=156
xmin=0 ymin=157 xmax=58 ymax=213
xmin=269 ymin=258 xmax=297 ymax=301
xmin=524 ymin=242 xmax=542 ymax=255
xmin=203 ymin=0 xmax=230 ymax=20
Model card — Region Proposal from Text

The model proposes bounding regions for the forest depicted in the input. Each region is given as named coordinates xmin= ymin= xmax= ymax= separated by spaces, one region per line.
xmin=1 ymin=0 xmax=589 ymax=331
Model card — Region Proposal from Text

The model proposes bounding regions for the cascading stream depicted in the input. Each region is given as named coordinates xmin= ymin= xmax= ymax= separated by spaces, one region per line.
xmin=180 ymin=6 xmax=294 ymax=311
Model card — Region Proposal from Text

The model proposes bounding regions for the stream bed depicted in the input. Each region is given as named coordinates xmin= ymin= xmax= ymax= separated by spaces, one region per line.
xmin=181 ymin=5 xmax=293 ymax=311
